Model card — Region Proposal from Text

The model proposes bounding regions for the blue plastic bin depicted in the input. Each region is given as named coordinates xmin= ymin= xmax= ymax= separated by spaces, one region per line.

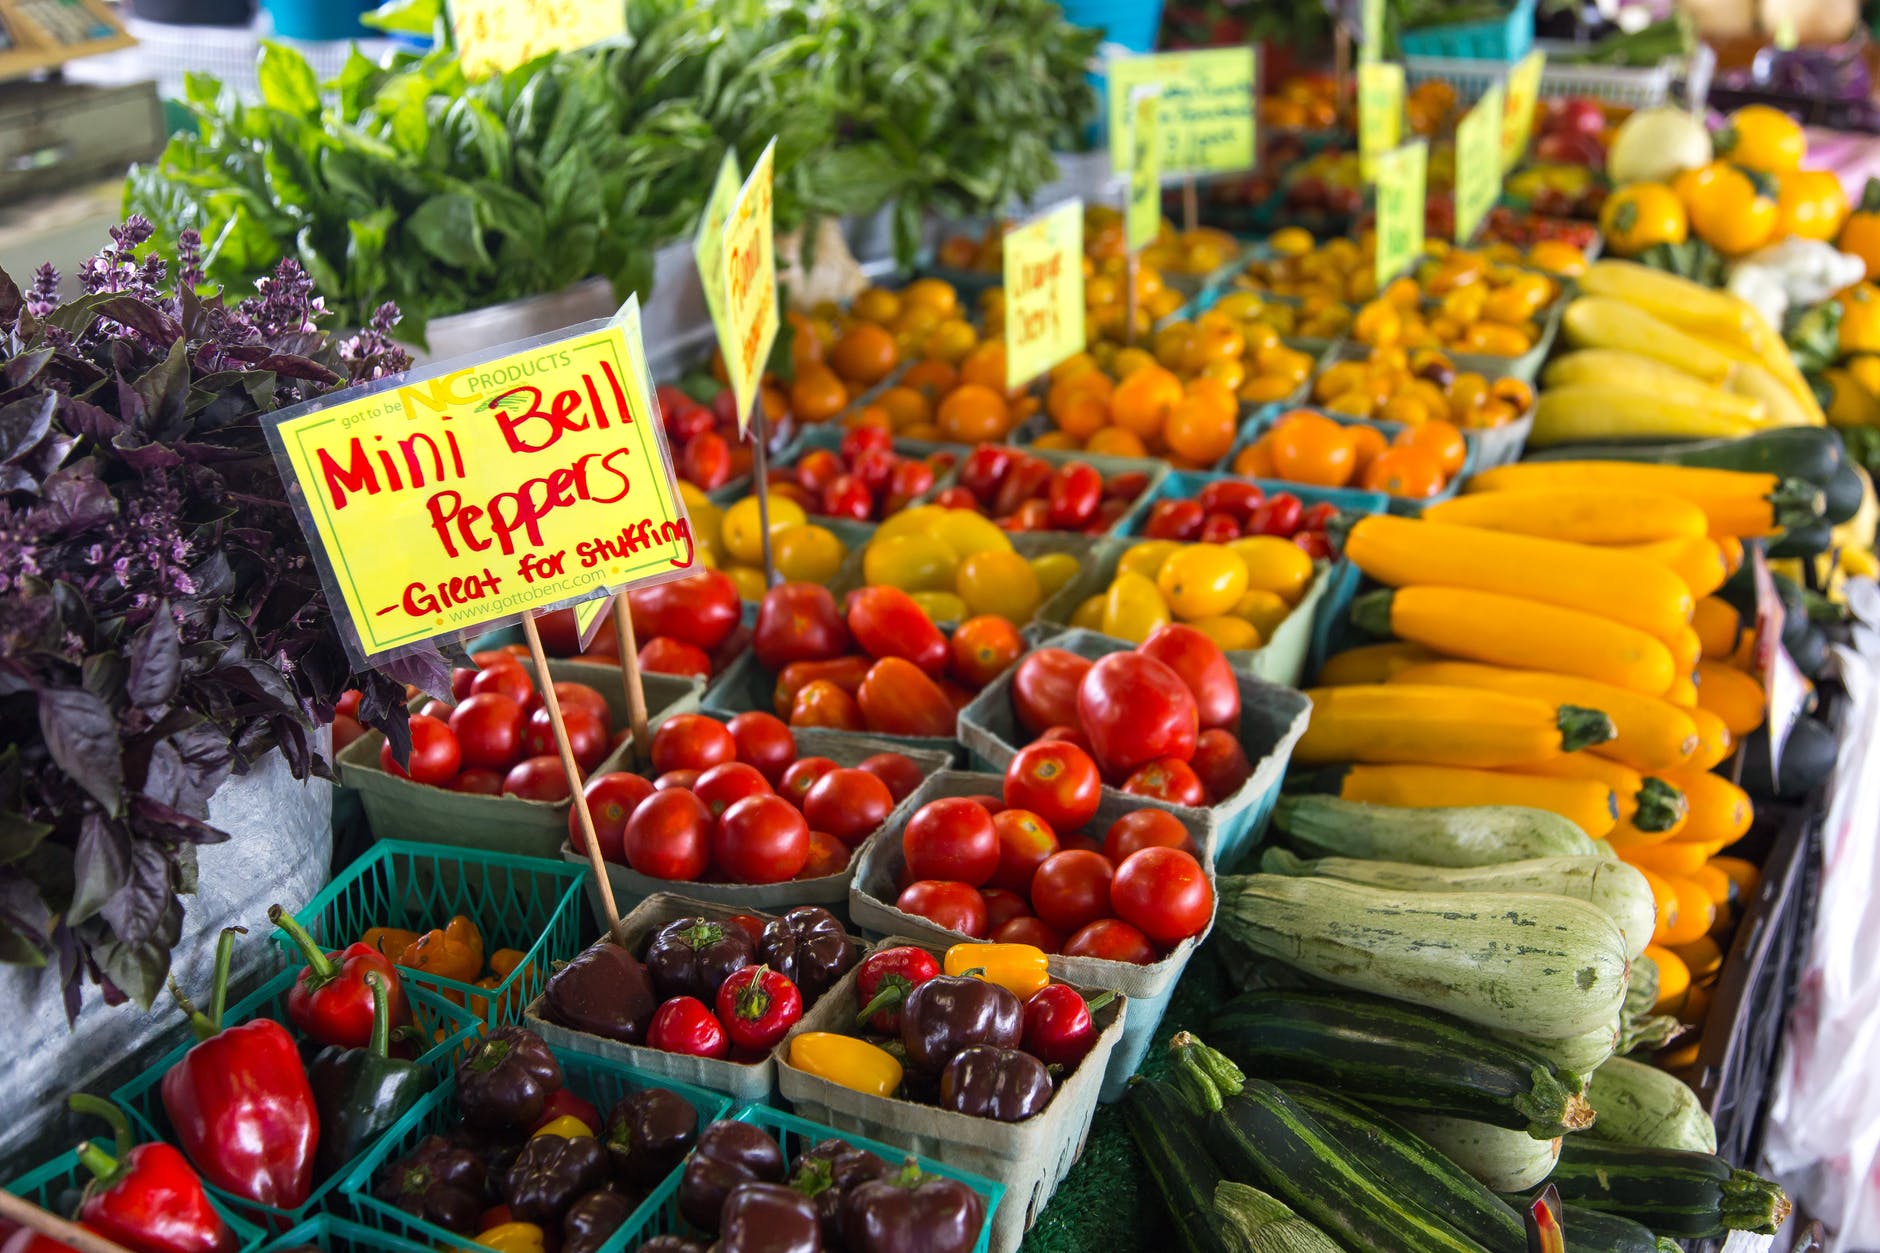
xmin=265 ymin=0 xmax=371 ymax=40
xmin=1399 ymin=0 xmax=1536 ymax=60
xmin=1057 ymin=0 xmax=1164 ymax=50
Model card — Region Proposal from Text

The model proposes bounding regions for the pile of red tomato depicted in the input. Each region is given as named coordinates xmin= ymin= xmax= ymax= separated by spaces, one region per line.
xmin=768 ymin=427 xmax=954 ymax=522
xmin=1140 ymin=477 xmax=1340 ymax=561
xmin=527 ymin=569 xmax=747 ymax=681
xmin=935 ymin=446 xmax=1150 ymax=534
xmin=657 ymin=383 xmax=754 ymax=493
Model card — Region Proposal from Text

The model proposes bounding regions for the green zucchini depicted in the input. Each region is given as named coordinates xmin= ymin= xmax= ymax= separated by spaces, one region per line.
xmin=1740 ymin=713 xmax=1837 ymax=800
xmin=1617 ymin=1010 xmax=1684 ymax=1055
xmin=1213 ymin=1183 xmax=1342 ymax=1253
xmin=1551 ymin=1204 xmax=1681 ymax=1253
xmin=1210 ymin=989 xmax=1594 ymax=1137
xmin=1275 ymin=796 xmax=1603 ymax=866
xmin=1284 ymin=1085 xmax=1526 ymax=1253
xmin=1122 ymin=1076 xmax=1238 ymax=1253
xmin=1586 ymin=1056 xmax=1717 ymax=1153
xmin=1259 ymin=848 xmax=1654 ymax=960
xmin=1397 ymin=1113 xmax=1561 ymax=1192
xmin=1492 ymin=1019 xmax=1620 ymax=1075
xmin=1823 ymin=454 xmax=1864 ymax=524
xmin=1217 ymin=874 xmax=1632 ymax=1038
xmin=1528 ymin=427 xmax=1842 ymax=485
xmin=1626 ymin=956 xmax=1659 ymax=1015
xmin=1167 ymin=1035 xmax=1493 ymax=1253
xmin=1549 ymin=1137 xmax=1791 ymax=1237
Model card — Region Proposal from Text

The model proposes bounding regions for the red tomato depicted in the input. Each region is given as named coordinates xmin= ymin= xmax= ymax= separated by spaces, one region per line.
xmin=654 ymin=769 xmax=700 ymax=791
xmin=629 ymin=570 xmax=741 ymax=652
xmin=1294 ymin=531 xmax=1334 ymax=561
xmin=850 ymin=448 xmax=897 ymax=495
xmin=448 ymin=768 xmax=505 ymax=796
xmin=639 ymin=638 xmax=713 ymax=680
xmin=379 ymin=714 xmax=461 ymax=786
xmin=450 ymin=667 xmax=478 ymax=702
xmin=336 ymin=690 xmax=363 ymax=719
xmin=1197 ymin=479 xmax=1265 ymax=523
xmin=933 ymin=485 xmax=979 ymax=511
xmin=1058 ymin=831 xmax=1104 ymax=858
xmin=552 ymin=683 xmax=611 ymax=730
xmin=571 ymin=772 xmax=656 ymax=862
xmin=792 ymin=680 xmax=866 ymax=731
xmin=804 ymin=768 xmax=895 ymax=848
xmin=988 ymin=808 xmax=1060 ymax=893
xmin=949 ymin=616 xmax=1025 ymax=691
xmin=1033 ymin=724 xmax=1093 ymax=754
xmin=821 ymin=475 xmax=874 ymax=521
xmin=1190 ymin=728 xmax=1253 ymax=803
xmin=1060 ymin=918 xmax=1159 ymax=964
xmin=1299 ymin=501 xmax=1339 ymax=532
xmin=754 ymin=584 xmax=853 ymax=672
xmin=1112 ymin=847 xmax=1213 ymax=946
xmin=896 ymin=881 xmax=988 ymax=938
xmin=1103 ymin=810 xmax=1200 ymax=862
xmin=502 ymin=755 xmax=571 ymax=802
xmin=1001 ymin=498 xmax=1051 ymax=533
xmin=885 ymin=459 xmax=935 ymax=511
xmin=333 ymin=714 xmax=366 ymax=753
xmin=449 ymin=694 xmax=525 ymax=772
xmin=1105 ymin=471 xmax=1151 ymax=502
xmin=651 ymin=714 xmax=738 ymax=775
xmin=683 ymin=431 xmax=733 ymax=489
xmin=623 ymin=788 xmax=714 ymax=880
xmin=1046 ymin=462 xmax=1103 ymax=530
xmin=856 ymin=752 xmax=923 ymax=803
xmin=855 ymin=658 xmax=956 ymax=738
xmin=959 ymin=445 xmax=1014 ymax=504
xmin=993 ymin=455 xmax=1053 ymax=519
xmin=1030 ymin=850 xmax=1115 ymax=935
xmin=796 ymin=449 xmax=844 ymax=494
xmin=727 ymin=712 xmax=797 ymax=785
xmin=1076 ymin=652 xmax=1199 ymax=780
xmin=470 ymin=664 xmax=536 ymax=711
xmin=724 ymin=914 xmax=767 ymax=947
xmin=1250 ymin=492 xmax=1303 ymax=537
xmin=1144 ymin=499 xmax=1204 ymax=541
xmin=1011 ymin=649 xmax=1093 ymax=736
xmin=417 ymin=698 xmax=452 ymax=722
xmin=841 ymin=425 xmax=893 ymax=462
xmin=714 ymin=795 xmax=810 ymax=884
xmin=1122 ymin=758 xmax=1207 ymax=807
xmin=993 ymin=916 xmax=1063 ymax=952
xmin=522 ymin=706 xmax=609 ymax=774
xmin=981 ymin=887 xmax=1033 ymax=933
xmin=1139 ymin=624 xmax=1240 ymax=731
xmin=903 ymin=797 xmax=1000 ymax=886
xmin=846 ymin=586 xmax=949 ymax=675
xmin=1003 ymin=741 xmax=1102 ymax=835
xmin=959 ymin=793 xmax=1006 ymax=816
xmin=694 ymin=762 xmax=773 ymax=819
xmin=1198 ymin=512 xmax=1241 ymax=544
xmin=797 ymin=831 xmax=850 ymax=880
xmin=779 ymin=756 xmax=840 ymax=807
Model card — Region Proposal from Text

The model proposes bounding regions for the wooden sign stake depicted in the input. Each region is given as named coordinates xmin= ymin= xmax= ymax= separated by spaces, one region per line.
xmin=1125 ymin=249 xmax=1141 ymax=348
xmin=0 ymin=1191 xmax=139 ymax=1253
xmin=749 ymin=395 xmax=778 ymax=587
xmin=609 ymin=596 xmax=651 ymax=771
xmin=1182 ymin=177 xmax=1200 ymax=235
xmin=522 ymin=612 xmax=624 ymax=945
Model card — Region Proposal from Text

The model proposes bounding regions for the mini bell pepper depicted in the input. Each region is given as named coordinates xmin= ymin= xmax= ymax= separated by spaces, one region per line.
xmin=562 ymin=1189 xmax=634 ymax=1253
xmin=602 ymin=1088 xmax=698 ymax=1186
xmin=531 ymin=1115 xmax=594 ymax=1139
xmin=900 ymin=975 xmax=1022 ymax=1072
xmin=719 ymin=1182 xmax=820 ymax=1253
xmin=1021 ymin=984 xmax=1115 ymax=1067
xmin=788 ymin=1032 xmax=902 ymax=1098
xmin=376 ymin=1134 xmax=486 ymax=1234
xmin=854 ymin=947 xmax=941 ymax=1035
xmin=715 ymin=966 xmax=802 ymax=1053
xmin=271 ymin=904 xmax=411 ymax=1051
xmin=539 ymin=942 xmax=658 ymax=1044
xmin=456 ymin=1026 xmax=562 ymax=1130
xmin=791 ymin=1137 xmax=892 ymax=1246
xmin=307 ymin=970 xmax=434 ymax=1178
xmin=476 ymin=1222 xmax=545 ymax=1253
xmin=677 ymin=1121 xmax=786 ymax=1233
xmin=839 ymin=1161 xmax=985 ymax=1253
xmin=943 ymin=942 xmax=1049 ymax=1001
xmin=644 ymin=917 xmax=754 ymax=1002
xmin=360 ymin=926 xmax=419 ymax=959
xmin=67 ymin=1094 xmax=236 ymax=1253
xmin=939 ymin=1045 xmax=1054 ymax=1122
xmin=501 ymin=1134 xmax=609 ymax=1226
xmin=160 ymin=928 xmax=319 ymax=1209
xmin=648 ymin=995 xmax=731 ymax=1059
xmin=398 ymin=915 xmax=484 ymax=984
xmin=759 ymin=907 xmax=856 ymax=1007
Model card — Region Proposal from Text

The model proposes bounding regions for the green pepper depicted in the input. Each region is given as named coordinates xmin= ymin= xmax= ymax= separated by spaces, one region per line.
xmin=309 ymin=970 xmax=434 ymax=1178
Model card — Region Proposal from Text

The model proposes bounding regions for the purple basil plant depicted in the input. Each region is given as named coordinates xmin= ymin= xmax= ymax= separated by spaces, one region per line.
xmin=0 ymin=217 xmax=448 ymax=1019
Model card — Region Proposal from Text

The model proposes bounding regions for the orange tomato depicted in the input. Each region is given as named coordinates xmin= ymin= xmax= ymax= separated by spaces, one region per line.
xmin=1086 ymin=427 xmax=1149 ymax=458
xmin=790 ymin=365 xmax=849 ymax=423
xmin=1269 ymin=412 xmax=1356 ymax=487
xmin=936 ymin=384 xmax=1012 ymax=442
xmin=1164 ymin=397 xmax=1237 ymax=465
xmin=1362 ymin=447 xmax=1446 ymax=498
xmin=900 ymin=358 xmax=959 ymax=399
xmin=1346 ymin=424 xmax=1389 ymax=474
xmin=1111 ymin=365 xmax=1184 ymax=441
xmin=876 ymin=386 xmax=931 ymax=430
xmin=958 ymin=342 xmax=1009 ymax=392
xmin=1232 ymin=435 xmax=1278 ymax=478
xmin=1395 ymin=419 xmax=1467 ymax=477
xmin=830 ymin=323 xmax=899 ymax=385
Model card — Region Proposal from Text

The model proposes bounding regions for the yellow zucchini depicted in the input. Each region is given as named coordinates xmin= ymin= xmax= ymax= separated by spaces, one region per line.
xmin=1615 ymin=537 xmax=1730 ymax=599
xmin=1709 ymin=855 xmax=1761 ymax=901
xmin=1728 ymin=360 xmax=1815 ymax=429
xmin=1658 ymin=874 xmax=1716 ymax=945
xmin=1314 ymin=642 xmax=1442 ymax=686
xmin=1515 ymin=754 xmax=1686 ymax=832
xmin=1425 ymin=489 xmax=1708 ymax=547
xmin=1540 ymin=350 xmax=1767 ymax=421
xmin=1561 ymin=296 xmax=1737 ymax=382
xmin=1693 ymin=660 xmax=1767 ymax=736
xmin=1579 ymin=262 xmax=1766 ymax=344
xmin=1692 ymin=598 xmax=1741 ymax=660
xmin=1466 ymin=461 xmax=1821 ymax=540
xmin=1683 ymin=706 xmax=1734 ymax=771
xmin=1390 ymin=661 xmax=1699 ymax=772
xmin=1666 ymin=673 xmax=1698 ymax=707
xmin=1662 ymin=767 xmax=1754 ymax=847
xmin=1298 ymin=684 xmax=1616 ymax=769
xmin=1354 ymin=587 xmax=1677 ymax=695
xmin=1667 ymin=626 xmax=1701 ymax=677
xmin=1331 ymin=763 xmax=1620 ymax=838
xmin=1529 ymin=386 xmax=1760 ymax=446
xmin=1645 ymin=944 xmax=1692 ymax=1015
xmin=1622 ymin=841 xmax=1709 ymax=877
xmin=1633 ymin=867 xmax=1685 ymax=947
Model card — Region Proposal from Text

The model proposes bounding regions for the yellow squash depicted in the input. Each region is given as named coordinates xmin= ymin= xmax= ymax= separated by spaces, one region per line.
xmin=1331 ymin=763 xmax=1620 ymax=838
xmin=1529 ymin=386 xmax=1759 ymax=445
xmin=1662 ymin=766 xmax=1754 ymax=847
xmin=1561 ymin=296 xmax=1737 ymax=381
xmin=1684 ymin=705 xmax=1735 ymax=771
xmin=1515 ymin=753 xmax=1687 ymax=834
xmin=1297 ymin=684 xmax=1616 ymax=769
xmin=1425 ymin=489 xmax=1709 ymax=546
xmin=1644 ymin=943 xmax=1692 ymax=1014
xmin=1540 ymin=350 xmax=1766 ymax=422
xmin=1466 ymin=461 xmax=1818 ymax=541
xmin=1315 ymin=642 xmax=1442 ymax=686
xmin=1615 ymin=537 xmax=1730 ymax=598
xmin=1693 ymin=659 xmax=1768 ymax=736
xmin=1692 ymin=597 xmax=1742 ymax=659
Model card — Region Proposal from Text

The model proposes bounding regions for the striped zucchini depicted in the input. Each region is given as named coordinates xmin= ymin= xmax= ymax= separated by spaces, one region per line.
xmin=1122 ymin=1077 xmax=1237 ymax=1253
xmin=1259 ymin=849 xmax=1655 ymax=961
xmin=1217 ymin=875 xmax=1632 ymax=1039
xmin=1551 ymin=1204 xmax=1683 ymax=1253
xmin=1617 ymin=1011 xmax=1685 ymax=1055
xmin=1213 ymin=1183 xmax=1344 ymax=1253
xmin=1283 ymin=1085 xmax=1527 ymax=1253
xmin=1549 ymin=1138 xmax=1791 ymax=1237
xmin=1492 ymin=1020 xmax=1620 ymax=1076
xmin=1209 ymin=989 xmax=1594 ymax=1137
xmin=1397 ymin=1114 xmax=1562 ymax=1192
xmin=1275 ymin=795 xmax=1604 ymax=865
xmin=1587 ymin=1057 xmax=1718 ymax=1153
xmin=1167 ymin=1035 xmax=1494 ymax=1253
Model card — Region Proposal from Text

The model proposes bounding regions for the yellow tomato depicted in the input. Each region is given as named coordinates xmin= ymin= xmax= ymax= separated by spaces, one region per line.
xmin=1156 ymin=544 xmax=1249 ymax=620
xmin=909 ymin=590 xmax=969 ymax=623
xmin=686 ymin=497 xmax=727 ymax=564
xmin=1100 ymin=571 xmax=1171 ymax=643
xmin=724 ymin=564 xmax=769 ymax=602
xmin=1188 ymin=615 xmax=1262 ymax=652
xmin=874 ymin=504 xmax=949 ymax=543
xmin=928 ymin=509 xmax=1014 ymax=559
xmin=1117 ymin=540 xmax=1183 ymax=581
xmin=1598 ymin=183 xmax=1688 ymax=257
xmin=1070 ymin=593 xmax=1107 ymax=630
xmin=722 ymin=496 xmax=806 ymax=567
xmin=957 ymin=550 xmax=1042 ymax=623
xmin=1233 ymin=587 xmax=1292 ymax=638
xmin=1685 ymin=163 xmax=1780 ymax=257
xmin=863 ymin=534 xmax=959 ymax=593
xmin=1029 ymin=552 xmax=1082 ymax=599
xmin=1718 ymin=104 xmax=1806 ymax=174
xmin=1227 ymin=536 xmax=1314 ymax=605
xmin=774 ymin=524 xmax=847 ymax=584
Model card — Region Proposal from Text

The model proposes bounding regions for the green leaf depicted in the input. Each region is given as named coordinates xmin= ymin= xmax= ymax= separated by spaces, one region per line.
xmin=257 ymin=41 xmax=322 ymax=119
xmin=407 ymin=193 xmax=492 ymax=271
xmin=0 ymin=812 xmax=51 ymax=866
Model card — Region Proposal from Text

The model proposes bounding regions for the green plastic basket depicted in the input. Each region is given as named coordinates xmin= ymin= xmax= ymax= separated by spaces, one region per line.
xmin=5 ymin=1139 xmax=267 ymax=1251
xmin=259 ymin=1214 xmax=436 ymax=1252
xmin=270 ymin=840 xmax=589 ymax=1031
xmin=619 ymin=1102 xmax=1003 ymax=1253
xmin=109 ymin=965 xmax=478 ymax=1230
xmin=341 ymin=1045 xmax=733 ymax=1253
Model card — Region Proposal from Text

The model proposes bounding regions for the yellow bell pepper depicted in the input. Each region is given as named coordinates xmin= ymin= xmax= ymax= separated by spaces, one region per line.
xmin=943 ymin=942 xmax=1050 ymax=1001
xmin=789 ymin=1032 xmax=902 ymax=1097
xmin=476 ymin=1223 xmax=545 ymax=1253
xmin=531 ymin=1115 xmax=594 ymax=1139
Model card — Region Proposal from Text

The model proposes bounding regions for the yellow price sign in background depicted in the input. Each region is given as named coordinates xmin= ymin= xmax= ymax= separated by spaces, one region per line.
xmin=1360 ymin=0 xmax=1385 ymax=62
xmin=266 ymin=298 xmax=694 ymax=665
xmin=1501 ymin=50 xmax=1546 ymax=171
xmin=1373 ymin=140 xmax=1428 ymax=291
xmin=1125 ymin=88 xmax=1162 ymax=254
xmin=694 ymin=150 xmax=743 ymax=352
xmin=721 ymin=138 xmax=779 ymax=435
xmin=1106 ymin=48 xmax=1256 ymax=178
xmin=1454 ymin=81 xmax=1504 ymax=243
xmin=1003 ymin=200 xmax=1086 ymax=391
xmin=1358 ymin=62 xmax=1404 ymax=183
xmin=448 ymin=0 xmax=627 ymax=76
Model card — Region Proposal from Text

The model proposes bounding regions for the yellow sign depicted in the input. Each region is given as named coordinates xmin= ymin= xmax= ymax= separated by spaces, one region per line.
xmin=1360 ymin=0 xmax=1385 ymax=62
xmin=1455 ymin=81 xmax=1505 ymax=243
xmin=1107 ymin=48 xmax=1257 ymax=178
xmin=1003 ymin=200 xmax=1086 ymax=390
xmin=695 ymin=150 xmax=742 ymax=351
xmin=721 ymin=138 xmax=779 ymax=436
xmin=1126 ymin=88 xmax=1162 ymax=254
xmin=1358 ymin=62 xmax=1404 ymax=183
xmin=1374 ymin=140 xmax=1428 ymax=290
xmin=267 ymin=299 xmax=695 ymax=665
xmin=448 ymin=0 xmax=627 ymax=76
xmin=1502 ymin=50 xmax=1546 ymax=171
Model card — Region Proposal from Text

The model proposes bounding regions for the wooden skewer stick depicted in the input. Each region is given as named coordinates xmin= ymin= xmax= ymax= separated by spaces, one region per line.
xmin=1182 ymin=176 xmax=1199 ymax=235
xmin=750 ymin=395 xmax=777 ymax=588
xmin=610 ymin=595 xmax=651 ymax=772
xmin=0 ymin=1190 xmax=139 ymax=1253
xmin=522 ymin=612 xmax=624 ymax=945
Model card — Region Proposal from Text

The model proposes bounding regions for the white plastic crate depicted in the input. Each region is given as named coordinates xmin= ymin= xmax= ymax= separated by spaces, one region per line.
xmin=1404 ymin=39 xmax=1714 ymax=110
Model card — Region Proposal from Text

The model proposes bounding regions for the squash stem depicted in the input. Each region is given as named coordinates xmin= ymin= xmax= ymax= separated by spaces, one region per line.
xmin=1634 ymin=778 xmax=1689 ymax=833
xmin=1556 ymin=705 xmax=1618 ymax=752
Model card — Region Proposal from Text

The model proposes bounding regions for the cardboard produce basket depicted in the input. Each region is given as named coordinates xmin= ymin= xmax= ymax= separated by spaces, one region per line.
xmin=958 ymin=628 xmax=1311 ymax=866
xmin=1320 ymin=338 xmax=1540 ymax=469
xmin=849 ymin=770 xmax=1208 ymax=1101
xmin=774 ymin=935 xmax=1124 ymax=1253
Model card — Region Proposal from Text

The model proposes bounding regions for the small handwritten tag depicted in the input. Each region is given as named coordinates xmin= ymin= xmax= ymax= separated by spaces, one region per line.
xmin=1003 ymin=200 xmax=1086 ymax=390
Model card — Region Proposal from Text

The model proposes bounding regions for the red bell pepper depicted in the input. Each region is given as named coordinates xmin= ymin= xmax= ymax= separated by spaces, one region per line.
xmin=67 ymin=1094 xmax=237 ymax=1253
xmin=160 ymin=927 xmax=320 ymax=1210
xmin=268 ymin=903 xmax=409 ymax=1050
xmin=714 ymin=966 xmax=802 ymax=1053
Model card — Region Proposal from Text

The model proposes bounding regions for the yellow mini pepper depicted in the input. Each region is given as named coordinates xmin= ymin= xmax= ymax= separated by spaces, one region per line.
xmin=944 ymin=942 xmax=1049 ymax=1000
xmin=789 ymin=1032 xmax=902 ymax=1097
xmin=531 ymin=1115 xmax=594 ymax=1139
xmin=476 ymin=1223 xmax=545 ymax=1253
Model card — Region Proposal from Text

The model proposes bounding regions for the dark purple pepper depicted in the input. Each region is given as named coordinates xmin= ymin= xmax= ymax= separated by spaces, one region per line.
xmin=455 ymin=1026 xmax=562 ymax=1130
xmin=564 ymin=1187 xmax=637 ymax=1253
xmin=718 ymin=1181 xmax=821 ymax=1253
xmin=791 ymin=1136 xmax=892 ymax=1245
xmin=900 ymin=975 xmax=1022 ymax=1072
xmin=940 ymin=1046 xmax=1054 ymax=1122
xmin=760 ymin=906 xmax=856 ymax=1007
xmin=635 ymin=1239 xmax=707 ymax=1253
xmin=604 ymin=1087 xmax=699 ymax=1186
xmin=502 ymin=1133 xmax=611 ymax=1225
xmin=677 ymin=1120 xmax=786 ymax=1232
xmin=375 ymin=1134 xmax=487 ymax=1234
xmin=543 ymin=941 xmax=659 ymax=1044
xmin=643 ymin=917 xmax=755 ymax=1001
xmin=841 ymin=1160 xmax=986 ymax=1253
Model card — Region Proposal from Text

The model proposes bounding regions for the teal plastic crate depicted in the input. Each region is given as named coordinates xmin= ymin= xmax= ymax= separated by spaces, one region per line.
xmin=620 ymin=1102 xmax=1003 ymax=1253
xmin=1399 ymin=0 xmax=1535 ymax=60
xmin=271 ymin=840 xmax=588 ymax=1031
xmin=260 ymin=1215 xmax=436 ymax=1252
xmin=6 ymin=1138 xmax=267 ymax=1251
xmin=341 ymin=1045 xmax=733 ymax=1253
xmin=110 ymin=965 xmax=478 ymax=1230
